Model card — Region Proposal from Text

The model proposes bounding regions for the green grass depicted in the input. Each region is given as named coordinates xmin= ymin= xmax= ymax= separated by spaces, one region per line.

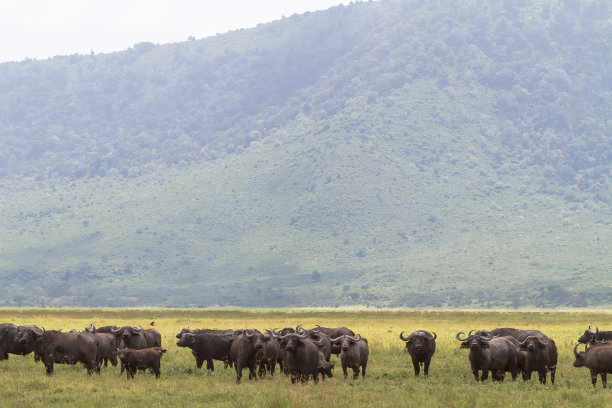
xmin=0 ymin=309 xmax=610 ymax=407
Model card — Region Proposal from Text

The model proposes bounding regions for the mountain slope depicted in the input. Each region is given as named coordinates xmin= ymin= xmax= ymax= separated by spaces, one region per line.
xmin=0 ymin=0 xmax=610 ymax=308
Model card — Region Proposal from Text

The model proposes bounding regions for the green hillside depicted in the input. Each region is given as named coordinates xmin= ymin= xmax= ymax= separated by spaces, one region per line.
xmin=0 ymin=0 xmax=610 ymax=308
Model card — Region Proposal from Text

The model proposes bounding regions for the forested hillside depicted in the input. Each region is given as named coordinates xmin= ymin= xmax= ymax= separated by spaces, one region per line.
xmin=0 ymin=0 xmax=610 ymax=308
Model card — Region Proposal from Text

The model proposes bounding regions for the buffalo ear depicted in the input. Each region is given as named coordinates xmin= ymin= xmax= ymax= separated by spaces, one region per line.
xmin=460 ymin=342 xmax=469 ymax=349
xmin=161 ymin=349 xmax=167 ymax=353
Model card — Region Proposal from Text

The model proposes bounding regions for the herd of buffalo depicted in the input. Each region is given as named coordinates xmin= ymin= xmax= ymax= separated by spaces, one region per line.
xmin=0 ymin=322 xmax=611 ymax=388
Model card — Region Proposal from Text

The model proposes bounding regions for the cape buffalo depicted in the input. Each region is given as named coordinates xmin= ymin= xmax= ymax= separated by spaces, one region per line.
xmin=85 ymin=323 xmax=119 ymax=334
xmin=117 ymin=346 xmax=167 ymax=379
xmin=296 ymin=325 xmax=332 ymax=362
xmin=16 ymin=326 xmax=99 ymax=375
xmin=229 ymin=330 xmax=269 ymax=384
xmin=256 ymin=332 xmax=279 ymax=377
xmin=330 ymin=334 xmax=369 ymax=380
xmin=315 ymin=326 xmax=355 ymax=355
xmin=578 ymin=326 xmax=612 ymax=345
xmin=456 ymin=330 xmax=518 ymax=382
xmin=517 ymin=335 xmax=558 ymax=384
xmin=176 ymin=331 xmax=232 ymax=371
xmin=400 ymin=330 xmax=436 ymax=376
xmin=272 ymin=329 xmax=323 ymax=384
xmin=573 ymin=343 xmax=612 ymax=388
xmin=94 ymin=332 xmax=118 ymax=368
xmin=0 ymin=323 xmax=36 ymax=361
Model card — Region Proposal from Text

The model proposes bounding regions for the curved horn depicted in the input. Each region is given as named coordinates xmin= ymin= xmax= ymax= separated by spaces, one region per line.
xmin=517 ymin=335 xmax=531 ymax=346
xmin=349 ymin=334 xmax=361 ymax=342
xmin=245 ymin=330 xmax=254 ymax=338
xmin=431 ymin=331 xmax=437 ymax=341
xmin=297 ymin=330 xmax=310 ymax=339
xmin=574 ymin=344 xmax=580 ymax=356
xmin=456 ymin=331 xmax=469 ymax=341
xmin=329 ymin=335 xmax=344 ymax=343
xmin=312 ymin=334 xmax=324 ymax=346
xmin=32 ymin=326 xmax=44 ymax=336
xmin=537 ymin=337 xmax=550 ymax=346
xmin=111 ymin=327 xmax=122 ymax=335
xmin=295 ymin=324 xmax=304 ymax=333
xmin=311 ymin=325 xmax=320 ymax=333
xmin=479 ymin=331 xmax=494 ymax=341
xmin=399 ymin=331 xmax=410 ymax=341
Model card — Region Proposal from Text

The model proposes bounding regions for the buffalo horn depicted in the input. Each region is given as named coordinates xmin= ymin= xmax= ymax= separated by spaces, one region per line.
xmin=32 ymin=326 xmax=44 ymax=336
xmin=537 ymin=337 xmax=550 ymax=346
xmin=349 ymin=334 xmax=361 ymax=342
xmin=456 ymin=332 xmax=468 ymax=341
xmin=399 ymin=331 xmax=410 ymax=341
xmin=297 ymin=330 xmax=310 ymax=339
xmin=574 ymin=343 xmax=580 ymax=356
xmin=329 ymin=335 xmax=344 ymax=343
xmin=245 ymin=330 xmax=254 ymax=338
xmin=311 ymin=325 xmax=321 ymax=333
xmin=431 ymin=331 xmax=437 ymax=341
xmin=479 ymin=331 xmax=494 ymax=341
xmin=111 ymin=327 xmax=122 ymax=335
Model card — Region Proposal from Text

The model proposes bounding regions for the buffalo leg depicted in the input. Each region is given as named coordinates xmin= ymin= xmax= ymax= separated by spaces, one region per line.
xmin=196 ymin=356 xmax=204 ymax=369
xmin=550 ymin=366 xmax=556 ymax=384
xmin=538 ymin=370 xmax=547 ymax=384
xmin=423 ymin=358 xmax=431 ymax=376
xmin=361 ymin=362 xmax=367 ymax=378
xmin=45 ymin=363 xmax=54 ymax=375
xmin=480 ymin=369 xmax=489 ymax=381
xmin=412 ymin=358 xmax=420 ymax=376
xmin=235 ymin=365 xmax=242 ymax=384
xmin=206 ymin=359 xmax=214 ymax=371
xmin=342 ymin=364 xmax=349 ymax=380
xmin=590 ymin=369 xmax=598 ymax=388
xmin=248 ymin=362 xmax=257 ymax=381
xmin=601 ymin=372 xmax=607 ymax=388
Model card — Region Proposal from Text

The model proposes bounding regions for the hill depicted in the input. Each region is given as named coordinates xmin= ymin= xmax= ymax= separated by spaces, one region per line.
xmin=0 ymin=0 xmax=610 ymax=308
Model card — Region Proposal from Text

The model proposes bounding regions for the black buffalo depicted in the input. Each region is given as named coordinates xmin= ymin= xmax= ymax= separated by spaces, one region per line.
xmin=573 ymin=343 xmax=612 ymax=388
xmin=317 ymin=351 xmax=334 ymax=381
xmin=111 ymin=325 xmax=161 ymax=349
xmin=256 ymin=331 xmax=279 ymax=377
xmin=315 ymin=326 xmax=355 ymax=355
xmin=176 ymin=331 xmax=232 ymax=371
xmin=296 ymin=325 xmax=332 ymax=362
xmin=229 ymin=330 xmax=269 ymax=384
xmin=517 ymin=334 xmax=558 ymax=384
xmin=274 ymin=327 xmax=296 ymax=375
xmin=0 ymin=323 xmax=36 ymax=361
xmin=330 ymin=334 xmax=369 ymax=380
xmin=272 ymin=330 xmax=323 ymax=384
xmin=117 ymin=346 xmax=167 ymax=379
xmin=94 ymin=332 xmax=118 ymax=368
xmin=400 ymin=330 xmax=437 ymax=376
xmin=456 ymin=330 xmax=518 ymax=382
xmin=85 ymin=323 xmax=119 ymax=334
xmin=175 ymin=328 xmax=235 ymax=339
xmin=15 ymin=326 xmax=99 ymax=375
xmin=578 ymin=326 xmax=612 ymax=345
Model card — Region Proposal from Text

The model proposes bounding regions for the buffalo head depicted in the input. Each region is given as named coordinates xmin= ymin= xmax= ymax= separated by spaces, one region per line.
xmin=330 ymin=334 xmax=361 ymax=352
xmin=518 ymin=335 xmax=549 ymax=352
xmin=400 ymin=330 xmax=436 ymax=352
xmin=456 ymin=330 xmax=493 ymax=349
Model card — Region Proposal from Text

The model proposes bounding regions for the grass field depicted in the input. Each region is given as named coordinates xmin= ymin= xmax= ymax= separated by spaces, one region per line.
xmin=0 ymin=309 xmax=610 ymax=407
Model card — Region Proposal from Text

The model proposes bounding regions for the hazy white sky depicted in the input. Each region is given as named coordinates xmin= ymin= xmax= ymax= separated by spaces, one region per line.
xmin=0 ymin=0 xmax=350 ymax=63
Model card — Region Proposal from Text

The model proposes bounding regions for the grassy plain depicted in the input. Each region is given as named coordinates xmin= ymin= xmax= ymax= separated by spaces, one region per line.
xmin=0 ymin=309 xmax=610 ymax=407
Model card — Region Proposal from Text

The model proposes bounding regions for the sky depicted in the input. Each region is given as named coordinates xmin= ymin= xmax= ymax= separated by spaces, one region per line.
xmin=0 ymin=0 xmax=351 ymax=63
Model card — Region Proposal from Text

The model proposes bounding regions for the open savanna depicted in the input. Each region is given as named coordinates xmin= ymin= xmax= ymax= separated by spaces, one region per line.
xmin=0 ymin=309 xmax=610 ymax=407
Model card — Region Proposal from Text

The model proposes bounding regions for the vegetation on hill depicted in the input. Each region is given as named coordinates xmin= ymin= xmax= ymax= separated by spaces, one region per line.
xmin=0 ymin=0 xmax=610 ymax=307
